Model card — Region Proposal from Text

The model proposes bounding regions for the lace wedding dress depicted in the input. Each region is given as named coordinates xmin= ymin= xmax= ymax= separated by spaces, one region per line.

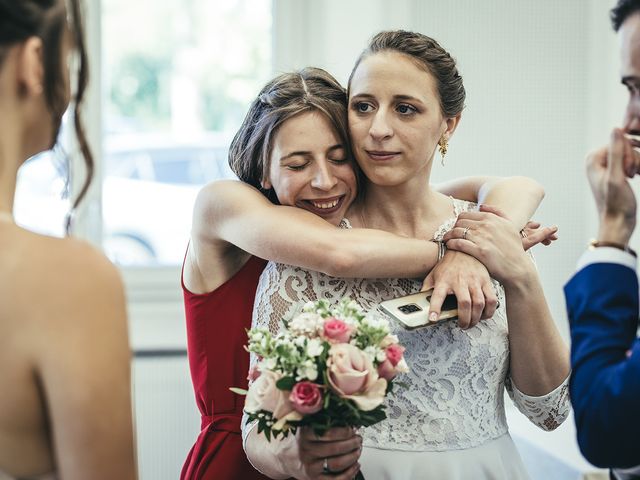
xmin=246 ymin=199 xmax=570 ymax=480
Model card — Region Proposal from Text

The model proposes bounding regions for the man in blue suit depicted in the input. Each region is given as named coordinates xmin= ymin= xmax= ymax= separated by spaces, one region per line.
xmin=565 ymin=1 xmax=640 ymax=478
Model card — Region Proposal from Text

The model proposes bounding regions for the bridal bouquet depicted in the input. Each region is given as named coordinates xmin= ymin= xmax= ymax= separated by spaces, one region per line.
xmin=233 ymin=299 xmax=409 ymax=441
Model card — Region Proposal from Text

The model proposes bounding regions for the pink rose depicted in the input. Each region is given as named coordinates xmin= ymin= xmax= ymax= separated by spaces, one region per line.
xmin=327 ymin=343 xmax=387 ymax=411
xmin=244 ymin=369 xmax=302 ymax=430
xmin=289 ymin=381 xmax=323 ymax=414
xmin=323 ymin=317 xmax=355 ymax=343
xmin=377 ymin=359 xmax=397 ymax=381
xmin=247 ymin=364 xmax=261 ymax=382
xmin=385 ymin=344 xmax=405 ymax=367
xmin=378 ymin=345 xmax=410 ymax=380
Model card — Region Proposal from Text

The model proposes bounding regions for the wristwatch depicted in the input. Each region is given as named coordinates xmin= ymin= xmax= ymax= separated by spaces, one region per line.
xmin=589 ymin=239 xmax=638 ymax=258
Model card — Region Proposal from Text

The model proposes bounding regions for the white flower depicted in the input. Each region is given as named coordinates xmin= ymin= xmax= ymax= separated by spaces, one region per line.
xmin=306 ymin=338 xmax=323 ymax=357
xmin=302 ymin=301 xmax=316 ymax=313
xmin=342 ymin=317 xmax=358 ymax=328
xmin=262 ymin=357 xmax=277 ymax=371
xmin=298 ymin=360 xmax=318 ymax=381
xmin=289 ymin=312 xmax=324 ymax=338
xmin=386 ymin=334 xmax=399 ymax=344
xmin=364 ymin=315 xmax=388 ymax=330
xmin=363 ymin=346 xmax=377 ymax=363
xmin=375 ymin=348 xmax=387 ymax=363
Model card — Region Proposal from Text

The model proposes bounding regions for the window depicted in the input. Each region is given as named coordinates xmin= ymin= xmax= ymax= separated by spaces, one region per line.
xmin=102 ymin=0 xmax=273 ymax=266
xmin=14 ymin=148 xmax=69 ymax=238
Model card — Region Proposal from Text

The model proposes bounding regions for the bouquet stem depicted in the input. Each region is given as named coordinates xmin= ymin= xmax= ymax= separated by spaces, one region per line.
xmin=356 ymin=470 xmax=365 ymax=479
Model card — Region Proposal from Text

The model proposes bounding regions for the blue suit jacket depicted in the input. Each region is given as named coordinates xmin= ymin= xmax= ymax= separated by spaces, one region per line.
xmin=565 ymin=262 xmax=640 ymax=468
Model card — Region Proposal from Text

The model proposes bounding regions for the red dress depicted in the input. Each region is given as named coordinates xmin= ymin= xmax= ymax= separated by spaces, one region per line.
xmin=181 ymin=255 xmax=270 ymax=480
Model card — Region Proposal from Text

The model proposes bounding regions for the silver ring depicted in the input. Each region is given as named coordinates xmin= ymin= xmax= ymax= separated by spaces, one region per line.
xmin=462 ymin=226 xmax=470 ymax=240
xmin=322 ymin=457 xmax=331 ymax=474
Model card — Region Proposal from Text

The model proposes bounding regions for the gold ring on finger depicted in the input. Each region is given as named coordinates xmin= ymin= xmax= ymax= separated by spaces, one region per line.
xmin=462 ymin=226 xmax=470 ymax=240
xmin=322 ymin=457 xmax=331 ymax=474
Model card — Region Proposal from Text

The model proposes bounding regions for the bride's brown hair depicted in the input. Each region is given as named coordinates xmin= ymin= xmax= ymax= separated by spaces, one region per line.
xmin=348 ymin=30 xmax=466 ymax=118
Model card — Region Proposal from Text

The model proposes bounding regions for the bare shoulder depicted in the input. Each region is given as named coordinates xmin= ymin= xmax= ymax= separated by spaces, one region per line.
xmin=20 ymin=232 xmax=125 ymax=323
xmin=0 ymin=228 xmax=128 ymax=368
xmin=199 ymin=179 xmax=264 ymax=198
xmin=192 ymin=179 xmax=271 ymax=241
xmin=195 ymin=179 xmax=269 ymax=217
xmin=45 ymin=235 xmax=121 ymax=290
xmin=187 ymin=181 xmax=259 ymax=292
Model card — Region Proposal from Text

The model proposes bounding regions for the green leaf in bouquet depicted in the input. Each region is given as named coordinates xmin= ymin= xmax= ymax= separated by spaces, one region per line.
xmin=276 ymin=376 xmax=296 ymax=391
xmin=312 ymin=299 xmax=332 ymax=317
xmin=395 ymin=381 xmax=409 ymax=388
xmin=323 ymin=391 xmax=330 ymax=409
xmin=311 ymin=421 xmax=331 ymax=438
xmin=229 ymin=387 xmax=248 ymax=396
xmin=358 ymin=407 xmax=387 ymax=427
xmin=385 ymin=379 xmax=395 ymax=395
xmin=343 ymin=397 xmax=362 ymax=417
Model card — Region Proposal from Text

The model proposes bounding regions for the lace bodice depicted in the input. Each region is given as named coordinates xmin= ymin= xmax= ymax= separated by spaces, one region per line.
xmin=250 ymin=198 xmax=570 ymax=451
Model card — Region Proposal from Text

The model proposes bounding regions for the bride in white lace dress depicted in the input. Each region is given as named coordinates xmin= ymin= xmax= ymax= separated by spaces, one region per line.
xmin=252 ymin=200 xmax=568 ymax=480
xmin=244 ymin=31 xmax=570 ymax=480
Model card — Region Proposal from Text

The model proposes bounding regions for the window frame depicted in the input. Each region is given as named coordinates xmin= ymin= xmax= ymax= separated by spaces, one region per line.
xmin=74 ymin=1 xmax=281 ymax=321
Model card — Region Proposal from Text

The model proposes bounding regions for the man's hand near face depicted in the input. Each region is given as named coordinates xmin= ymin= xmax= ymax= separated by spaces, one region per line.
xmin=586 ymin=128 xmax=640 ymax=246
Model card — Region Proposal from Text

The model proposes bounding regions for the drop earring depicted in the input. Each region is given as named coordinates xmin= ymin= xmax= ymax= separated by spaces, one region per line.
xmin=438 ymin=136 xmax=448 ymax=166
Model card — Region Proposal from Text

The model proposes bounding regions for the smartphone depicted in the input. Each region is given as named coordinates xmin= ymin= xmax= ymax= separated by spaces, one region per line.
xmin=379 ymin=289 xmax=458 ymax=330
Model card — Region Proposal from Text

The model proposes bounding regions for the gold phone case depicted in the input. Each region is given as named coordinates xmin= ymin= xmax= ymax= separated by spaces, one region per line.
xmin=378 ymin=289 xmax=458 ymax=330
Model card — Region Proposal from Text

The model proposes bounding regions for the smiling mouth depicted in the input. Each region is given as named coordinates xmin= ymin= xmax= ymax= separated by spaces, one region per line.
xmin=300 ymin=195 xmax=345 ymax=216
xmin=311 ymin=199 xmax=339 ymax=209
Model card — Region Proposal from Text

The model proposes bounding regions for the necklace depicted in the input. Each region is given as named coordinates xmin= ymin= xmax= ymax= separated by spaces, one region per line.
xmin=0 ymin=211 xmax=14 ymax=223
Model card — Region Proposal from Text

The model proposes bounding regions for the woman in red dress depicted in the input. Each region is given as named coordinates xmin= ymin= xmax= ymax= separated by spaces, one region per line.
xmin=180 ymin=67 xmax=550 ymax=480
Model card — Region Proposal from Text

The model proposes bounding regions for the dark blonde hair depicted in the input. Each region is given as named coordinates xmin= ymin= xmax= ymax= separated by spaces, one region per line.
xmin=348 ymin=30 xmax=465 ymax=118
xmin=0 ymin=0 xmax=92 ymax=219
xmin=229 ymin=67 xmax=354 ymax=204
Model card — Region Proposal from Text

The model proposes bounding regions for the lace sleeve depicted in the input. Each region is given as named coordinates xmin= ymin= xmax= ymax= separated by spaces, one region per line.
xmin=504 ymin=248 xmax=570 ymax=431
xmin=251 ymin=261 xmax=323 ymax=336
xmin=241 ymin=413 xmax=257 ymax=452
xmin=505 ymin=374 xmax=571 ymax=431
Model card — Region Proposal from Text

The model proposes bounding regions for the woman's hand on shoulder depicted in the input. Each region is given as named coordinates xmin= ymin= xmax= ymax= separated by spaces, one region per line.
xmin=422 ymin=250 xmax=498 ymax=329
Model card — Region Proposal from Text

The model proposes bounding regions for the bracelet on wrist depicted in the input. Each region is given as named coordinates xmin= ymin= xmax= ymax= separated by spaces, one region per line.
xmin=588 ymin=239 xmax=637 ymax=258
xmin=432 ymin=239 xmax=447 ymax=261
